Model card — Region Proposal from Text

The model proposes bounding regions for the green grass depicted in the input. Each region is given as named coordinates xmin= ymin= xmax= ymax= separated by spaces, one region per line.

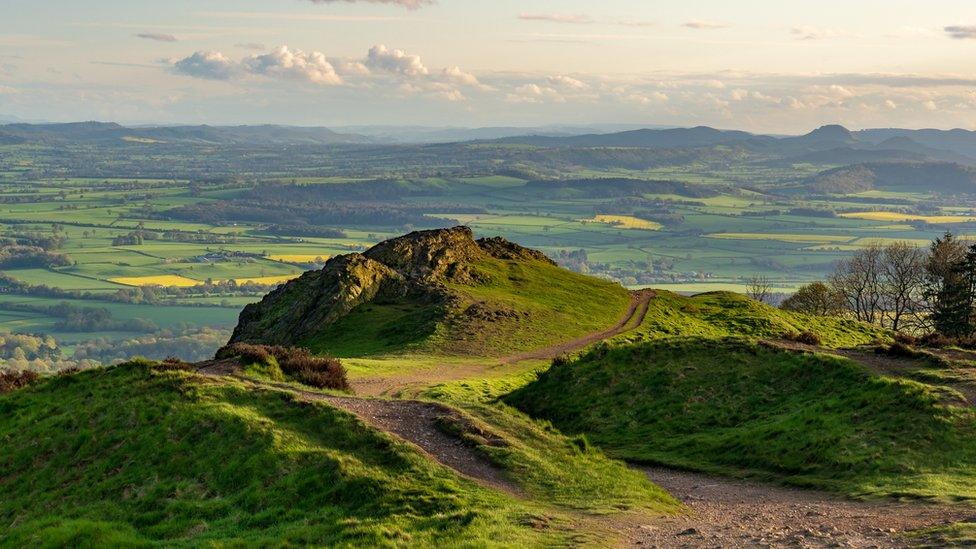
xmin=0 ymin=363 xmax=563 ymax=546
xmin=0 ymin=361 xmax=680 ymax=546
xmin=618 ymin=290 xmax=887 ymax=348
xmin=506 ymin=338 xmax=976 ymax=501
xmin=307 ymin=254 xmax=631 ymax=359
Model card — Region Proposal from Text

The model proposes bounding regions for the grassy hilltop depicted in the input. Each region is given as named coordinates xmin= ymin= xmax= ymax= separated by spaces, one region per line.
xmin=230 ymin=226 xmax=630 ymax=357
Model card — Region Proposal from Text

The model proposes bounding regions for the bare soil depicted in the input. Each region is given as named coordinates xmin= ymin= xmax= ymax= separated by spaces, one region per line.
xmin=623 ymin=468 xmax=971 ymax=548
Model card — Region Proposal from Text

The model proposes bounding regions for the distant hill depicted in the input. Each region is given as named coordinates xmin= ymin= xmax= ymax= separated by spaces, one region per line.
xmin=805 ymin=161 xmax=976 ymax=194
xmin=495 ymin=126 xmax=770 ymax=149
xmin=857 ymin=128 xmax=976 ymax=160
xmin=0 ymin=122 xmax=369 ymax=146
xmin=230 ymin=226 xmax=631 ymax=357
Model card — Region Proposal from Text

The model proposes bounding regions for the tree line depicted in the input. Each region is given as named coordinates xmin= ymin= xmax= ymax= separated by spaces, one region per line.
xmin=781 ymin=233 xmax=976 ymax=338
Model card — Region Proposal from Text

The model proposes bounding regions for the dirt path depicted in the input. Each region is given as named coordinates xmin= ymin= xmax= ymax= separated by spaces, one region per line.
xmin=211 ymin=374 xmax=521 ymax=495
xmin=353 ymin=290 xmax=655 ymax=397
xmin=625 ymin=468 xmax=969 ymax=548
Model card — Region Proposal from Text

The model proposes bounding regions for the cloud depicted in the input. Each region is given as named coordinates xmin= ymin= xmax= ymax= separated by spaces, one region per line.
xmin=518 ymin=13 xmax=593 ymax=24
xmin=235 ymin=42 xmax=266 ymax=50
xmin=547 ymin=75 xmax=587 ymax=90
xmin=304 ymin=0 xmax=433 ymax=9
xmin=173 ymin=51 xmax=238 ymax=80
xmin=683 ymin=20 xmax=728 ymax=30
xmin=365 ymin=44 xmax=428 ymax=76
xmin=945 ymin=25 xmax=976 ymax=39
xmin=441 ymin=66 xmax=481 ymax=87
xmin=242 ymin=46 xmax=341 ymax=85
xmin=331 ymin=58 xmax=371 ymax=76
xmin=136 ymin=33 xmax=178 ymax=42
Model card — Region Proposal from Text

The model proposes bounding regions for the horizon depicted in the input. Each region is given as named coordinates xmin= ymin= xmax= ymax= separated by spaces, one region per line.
xmin=3 ymin=0 xmax=976 ymax=132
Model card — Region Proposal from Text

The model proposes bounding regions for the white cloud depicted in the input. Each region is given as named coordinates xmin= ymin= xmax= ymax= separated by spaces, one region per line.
xmin=547 ymin=75 xmax=587 ymax=90
xmin=331 ymin=58 xmax=371 ymax=76
xmin=173 ymin=51 xmax=238 ymax=80
xmin=242 ymin=46 xmax=341 ymax=85
xmin=441 ymin=66 xmax=481 ymax=87
xmin=365 ymin=44 xmax=428 ymax=76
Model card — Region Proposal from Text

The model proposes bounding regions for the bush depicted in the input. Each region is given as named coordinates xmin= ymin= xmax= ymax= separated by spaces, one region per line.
xmin=893 ymin=332 xmax=918 ymax=346
xmin=215 ymin=343 xmax=349 ymax=391
xmin=0 ymin=369 xmax=39 ymax=393
xmin=876 ymin=342 xmax=919 ymax=358
xmin=785 ymin=331 xmax=822 ymax=346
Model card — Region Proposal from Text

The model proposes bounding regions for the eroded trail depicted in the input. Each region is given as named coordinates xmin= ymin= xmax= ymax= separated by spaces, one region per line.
xmin=354 ymin=290 xmax=655 ymax=397
xmin=213 ymin=375 xmax=521 ymax=495
xmin=626 ymin=468 xmax=968 ymax=548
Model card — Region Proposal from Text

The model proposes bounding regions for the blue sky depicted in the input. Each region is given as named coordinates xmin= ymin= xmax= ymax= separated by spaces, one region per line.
xmin=2 ymin=0 xmax=976 ymax=132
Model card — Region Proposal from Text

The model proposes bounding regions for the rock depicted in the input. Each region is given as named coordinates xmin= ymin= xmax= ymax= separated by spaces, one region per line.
xmin=677 ymin=528 xmax=700 ymax=536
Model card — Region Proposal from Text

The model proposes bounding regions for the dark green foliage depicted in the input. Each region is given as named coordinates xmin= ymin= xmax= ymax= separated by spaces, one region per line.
xmin=781 ymin=282 xmax=846 ymax=317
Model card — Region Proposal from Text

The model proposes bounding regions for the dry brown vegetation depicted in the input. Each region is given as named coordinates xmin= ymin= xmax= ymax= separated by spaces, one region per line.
xmin=216 ymin=343 xmax=349 ymax=391
xmin=0 ymin=369 xmax=39 ymax=393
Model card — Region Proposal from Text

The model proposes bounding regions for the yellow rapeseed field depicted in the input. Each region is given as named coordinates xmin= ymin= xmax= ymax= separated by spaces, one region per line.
xmin=839 ymin=211 xmax=976 ymax=223
xmin=582 ymin=215 xmax=662 ymax=230
xmin=110 ymin=275 xmax=202 ymax=287
xmin=229 ymin=275 xmax=300 ymax=285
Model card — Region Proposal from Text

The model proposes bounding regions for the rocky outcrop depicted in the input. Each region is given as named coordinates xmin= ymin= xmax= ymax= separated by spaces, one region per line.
xmin=229 ymin=226 xmax=551 ymax=347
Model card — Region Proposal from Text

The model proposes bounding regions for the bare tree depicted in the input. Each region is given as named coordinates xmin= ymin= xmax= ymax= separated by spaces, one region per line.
xmin=829 ymin=243 xmax=883 ymax=324
xmin=879 ymin=241 xmax=926 ymax=332
xmin=747 ymin=275 xmax=772 ymax=304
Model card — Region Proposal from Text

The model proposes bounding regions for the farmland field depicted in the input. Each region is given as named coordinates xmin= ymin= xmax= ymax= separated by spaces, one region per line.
xmin=2 ymin=133 xmax=976 ymax=365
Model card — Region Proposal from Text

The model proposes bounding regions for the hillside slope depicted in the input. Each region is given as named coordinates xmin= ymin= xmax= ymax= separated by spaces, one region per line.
xmin=0 ymin=361 xmax=676 ymax=546
xmin=507 ymin=338 xmax=976 ymax=500
xmin=231 ymin=227 xmax=631 ymax=357
xmin=616 ymin=290 xmax=886 ymax=348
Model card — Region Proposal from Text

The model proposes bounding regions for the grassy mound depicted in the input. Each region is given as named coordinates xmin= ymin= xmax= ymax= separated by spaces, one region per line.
xmin=236 ymin=228 xmax=631 ymax=358
xmin=620 ymin=290 xmax=886 ymax=347
xmin=507 ymin=338 xmax=976 ymax=500
xmin=0 ymin=362 xmax=676 ymax=546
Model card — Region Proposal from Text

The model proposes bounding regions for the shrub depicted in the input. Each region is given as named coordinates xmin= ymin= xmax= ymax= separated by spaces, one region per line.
xmin=893 ymin=332 xmax=918 ymax=346
xmin=876 ymin=342 xmax=919 ymax=358
xmin=920 ymin=333 xmax=955 ymax=348
xmin=785 ymin=331 xmax=822 ymax=346
xmin=215 ymin=343 xmax=349 ymax=391
xmin=0 ymin=369 xmax=39 ymax=393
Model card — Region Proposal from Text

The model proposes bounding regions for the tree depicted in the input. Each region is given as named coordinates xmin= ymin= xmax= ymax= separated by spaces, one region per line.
xmin=781 ymin=281 xmax=846 ymax=316
xmin=924 ymin=233 xmax=971 ymax=337
xmin=829 ymin=244 xmax=883 ymax=324
xmin=879 ymin=241 xmax=926 ymax=332
xmin=747 ymin=275 xmax=772 ymax=304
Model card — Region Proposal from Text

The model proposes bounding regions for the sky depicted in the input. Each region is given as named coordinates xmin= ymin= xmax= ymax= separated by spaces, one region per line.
xmin=2 ymin=0 xmax=976 ymax=133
